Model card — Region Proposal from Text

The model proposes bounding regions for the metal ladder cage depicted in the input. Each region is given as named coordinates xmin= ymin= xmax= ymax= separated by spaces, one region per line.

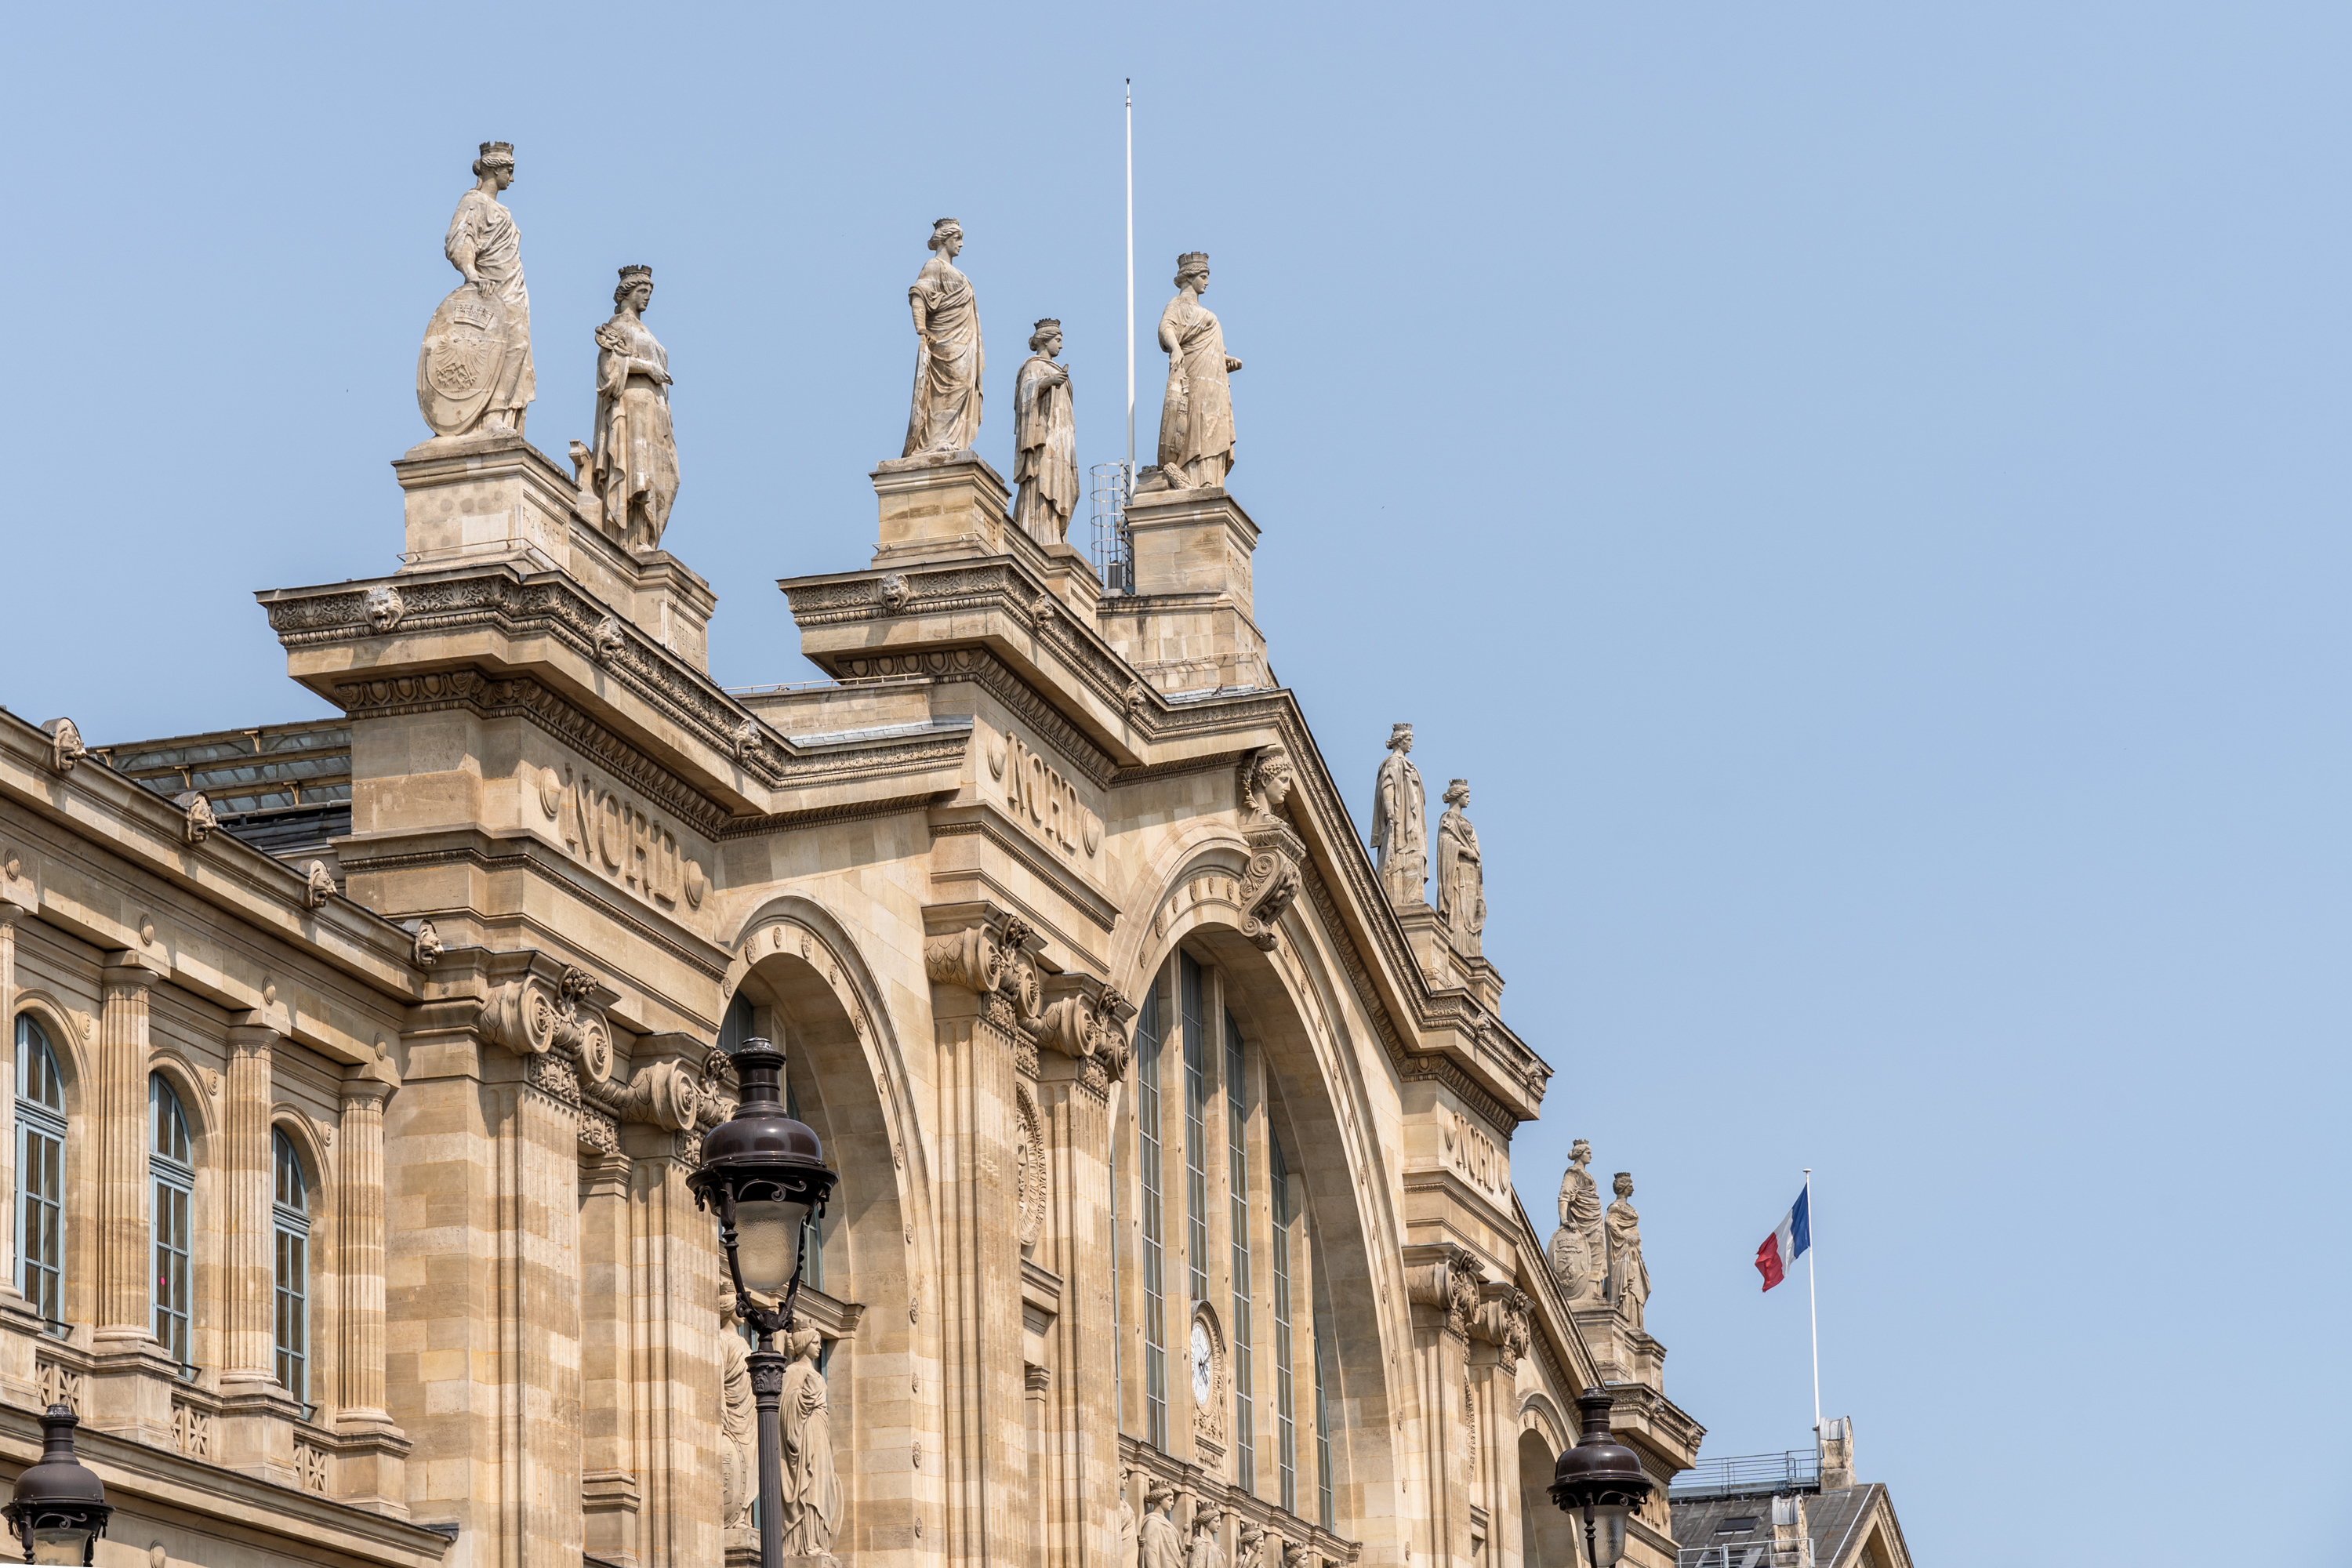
xmin=1090 ymin=462 xmax=1134 ymax=594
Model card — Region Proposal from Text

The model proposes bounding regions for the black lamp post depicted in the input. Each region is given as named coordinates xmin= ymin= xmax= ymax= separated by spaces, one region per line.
xmin=1548 ymin=1386 xmax=1653 ymax=1568
xmin=687 ymin=1039 xmax=837 ymax=1568
xmin=4 ymin=1404 xmax=111 ymax=1565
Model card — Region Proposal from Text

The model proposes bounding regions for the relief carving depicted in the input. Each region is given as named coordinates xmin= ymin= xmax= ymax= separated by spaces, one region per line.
xmin=302 ymin=861 xmax=336 ymax=910
xmin=366 ymin=584 xmax=405 ymax=633
xmin=176 ymin=791 xmax=220 ymax=844
xmin=412 ymin=920 xmax=444 ymax=969
xmin=43 ymin=718 xmax=85 ymax=773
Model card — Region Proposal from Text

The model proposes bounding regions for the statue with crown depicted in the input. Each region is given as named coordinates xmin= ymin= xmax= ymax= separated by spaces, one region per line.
xmin=418 ymin=140 xmax=535 ymax=440
xmin=590 ymin=264 xmax=680 ymax=552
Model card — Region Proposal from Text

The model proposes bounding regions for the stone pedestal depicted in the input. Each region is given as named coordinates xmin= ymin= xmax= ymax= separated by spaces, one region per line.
xmin=872 ymin=450 xmax=1011 ymax=567
xmin=1098 ymin=486 xmax=1269 ymax=695
xmin=1395 ymin=904 xmax=1505 ymax=1009
xmin=393 ymin=428 xmax=717 ymax=670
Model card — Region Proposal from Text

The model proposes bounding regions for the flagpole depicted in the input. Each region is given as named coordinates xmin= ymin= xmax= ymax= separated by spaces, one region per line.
xmin=1805 ymin=1168 xmax=1820 ymax=1432
xmin=1124 ymin=79 xmax=1134 ymax=491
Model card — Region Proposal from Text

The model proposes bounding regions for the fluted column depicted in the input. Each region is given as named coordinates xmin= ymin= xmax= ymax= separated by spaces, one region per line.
xmin=337 ymin=1077 xmax=394 ymax=1425
xmin=222 ymin=1020 xmax=279 ymax=1392
xmin=95 ymin=953 xmax=162 ymax=1344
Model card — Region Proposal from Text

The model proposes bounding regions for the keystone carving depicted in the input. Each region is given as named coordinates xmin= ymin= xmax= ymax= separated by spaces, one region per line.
xmin=302 ymin=861 xmax=336 ymax=909
xmin=42 ymin=719 xmax=85 ymax=773
xmin=176 ymin=791 xmax=220 ymax=845
xmin=1237 ymin=825 xmax=1304 ymax=953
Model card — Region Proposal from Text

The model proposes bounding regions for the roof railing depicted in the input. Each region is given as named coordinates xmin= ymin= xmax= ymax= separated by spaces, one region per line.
xmin=1667 ymin=1449 xmax=1820 ymax=1502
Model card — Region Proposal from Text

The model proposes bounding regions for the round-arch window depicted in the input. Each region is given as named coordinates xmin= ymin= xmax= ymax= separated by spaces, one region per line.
xmin=273 ymin=1130 xmax=310 ymax=1404
xmin=15 ymin=1016 xmax=65 ymax=1327
xmin=149 ymin=1076 xmax=194 ymax=1373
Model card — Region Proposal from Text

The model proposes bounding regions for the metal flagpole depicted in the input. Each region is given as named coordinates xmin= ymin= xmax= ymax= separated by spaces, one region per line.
xmin=1805 ymin=1167 xmax=1820 ymax=1432
xmin=1125 ymin=79 xmax=1134 ymax=491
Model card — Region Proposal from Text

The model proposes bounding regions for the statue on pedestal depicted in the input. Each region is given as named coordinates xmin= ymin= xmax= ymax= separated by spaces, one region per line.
xmin=1152 ymin=252 xmax=1242 ymax=489
xmin=1370 ymin=723 xmax=1428 ymax=906
xmin=591 ymin=265 xmax=680 ymax=552
xmin=716 ymin=1286 xmax=754 ymax=1535
xmin=1014 ymin=319 xmax=1078 ymax=543
xmin=419 ymin=142 xmax=535 ymax=439
xmin=1548 ymin=1139 xmax=1606 ymax=1307
xmin=1606 ymin=1172 xmax=1651 ymax=1330
xmin=1187 ymin=1503 xmax=1227 ymax=1568
xmin=778 ymin=1326 xmax=842 ymax=1554
xmin=903 ymin=218 xmax=985 ymax=458
xmin=1435 ymin=779 xmax=1486 ymax=954
xmin=1138 ymin=1481 xmax=1184 ymax=1568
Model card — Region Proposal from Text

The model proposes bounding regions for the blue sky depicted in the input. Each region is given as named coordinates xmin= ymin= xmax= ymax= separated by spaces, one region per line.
xmin=7 ymin=5 xmax=2348 ymax=1561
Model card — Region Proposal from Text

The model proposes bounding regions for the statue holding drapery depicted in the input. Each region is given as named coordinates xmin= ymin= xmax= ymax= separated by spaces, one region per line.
xmin=591 ymin=265 xmax=680 ymax=551
xmin=1435 ymin=779 xmax=1486 ymax=955
xmin=1138 ymin=1481 xmax=1184 ymax=1568
xmin=1606 ymin=1172 xmax=1652 ymax=1329
xmin=1152 ymin=252 xmax=1242 ymax=488
xmin=1548 ymin=1139 xmax=1606 ymax=1306
xmin=903 ymin=218 xmax=985 ymax=457
xmin=419 ymin=142 xmax=535 ymax=438
xmin=1014 ymin=318 xmax=1078 ymax=543
xmin=1187 ymin=1504 xmax=1227 ymax=1568
xmin=1370 ymin=723 xmax=1428 ymax=906
xmin=778 ymin=1326 xmax=842 ymax=1554
xmin=716 ymin=1286 xmax=754 ymax=1535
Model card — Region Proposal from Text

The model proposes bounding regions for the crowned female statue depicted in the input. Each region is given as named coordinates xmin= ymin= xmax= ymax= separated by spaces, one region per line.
xmin=1138 ymin=1483 xmax=1184 ymax=1568
xmin=1548 ymin=1140 xmax=1606 ymax=1306
xmin=1153 ymin=252 xmax=1243 ymax=488
xmin=904 ymin=218 xmax=985 ymax=457
xmin=419 ymin=142 xmax=535 ymax=438
xmin=1434 ymin=779 xmax=1486 ymax=955
xmin=1606 ymin=1173 xmax=1652 ymax=1329
xmin=1014 ymin=318 xmax=1078 ymax=543
xmin=778 ymin=1327 xmax=842 ymax=1554
xmin=1370 ymin=724 xmax=1427 ymax=906
xmin=591 ymin=265 xmax=680 ymax=551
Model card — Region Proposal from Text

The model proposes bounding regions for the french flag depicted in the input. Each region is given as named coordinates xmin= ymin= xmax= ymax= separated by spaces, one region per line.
xmin=1753 ymin=1184 xmax=1811 ymax=1292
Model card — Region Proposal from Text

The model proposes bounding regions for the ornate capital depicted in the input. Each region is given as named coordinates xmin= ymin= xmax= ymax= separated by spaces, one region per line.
xmin=1238 ymin=818 xmax=1305 ymax=953
xmin=1472 ymin=1283 xmax=1534 ymax=1370
xmin=924 ymin=924 xmax=1005 ymax=995
xmin=1406 ymin=1243 xmax=1486 ymax=1341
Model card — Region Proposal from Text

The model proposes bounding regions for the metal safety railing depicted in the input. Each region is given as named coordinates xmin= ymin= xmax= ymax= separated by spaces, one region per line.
xmin=1675 ymin=1541 xmax=1813 ymax=1568
xmin=1667 ymin=1449 xmax=1820 ymax=1502
xmin=1090 ymin=461 xmax=1134 ymax=594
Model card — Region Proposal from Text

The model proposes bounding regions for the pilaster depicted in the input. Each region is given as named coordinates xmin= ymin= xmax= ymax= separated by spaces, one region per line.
xmin=1403 ymin=1244 xmax=1483 ymax=1568
xmin=581 ymin=1148 xmax=637 ymax=1568
xmin=622 ymin=1121 xmax=722 ymax=1568
xmin=0 ymin=901 xmax=43 ymax=1410
xmin=221 ymin=1019 xmax=280 ymax=1395
xmin=87 ymin=952 xmax=180 ymax=1449
xmin=1467 ymin=1287 xmax=1531 ymax=1568
xmin=334 ymin=1073 xmax=409 ymax=1515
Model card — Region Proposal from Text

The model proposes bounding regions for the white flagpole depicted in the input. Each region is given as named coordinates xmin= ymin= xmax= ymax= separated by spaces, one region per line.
xmin=1805 ymin=1167 xmax=1820 ymax=1432
xmin=1134 ymin=73 xmax=1143 ymax=486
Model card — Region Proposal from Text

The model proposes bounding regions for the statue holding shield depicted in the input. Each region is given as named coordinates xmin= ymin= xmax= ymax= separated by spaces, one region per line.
xmin=418 ymin=141 xmax=535 ymax=438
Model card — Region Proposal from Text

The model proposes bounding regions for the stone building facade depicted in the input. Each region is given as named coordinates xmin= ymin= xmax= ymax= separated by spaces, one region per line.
xmin=0 ymin=197 xmax=1704 ymax=1568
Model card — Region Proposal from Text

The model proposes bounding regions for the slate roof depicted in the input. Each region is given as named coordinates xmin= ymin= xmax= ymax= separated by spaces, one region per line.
xmin=1671 ymin=1484 xmax=1894 ymax=1568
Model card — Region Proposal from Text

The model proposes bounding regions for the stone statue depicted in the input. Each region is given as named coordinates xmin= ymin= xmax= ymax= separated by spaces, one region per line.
xmin=903 ymin=218 xmax=985 ymax=458
xmin=591 ymin=265 xmax=680 ymax=552
xmin=1138 ymin=1482 xmax=1184 ymax=1568
xmin=1235 ymin=1520 xmax=1266 ymax=1568
xmin=1606 ymin=1172 xmax=1651 ymax=1330
xmin=1434 ymin=779 xmax=1486 ymax=954
xmin=1242 ymin=744 xmax=1297 ymax=818
xmin=1014 ymin=318 xmax=1078 ymax=543
xmin=1152 ymin=252 xmax=1242 ymax=489
xmin=1548 ymin=1139 xmax=1606 ymax=1306
xmin=1187 ymin=1504 xmax=1227 ymax=1568
xmin=716 ymin=1285 xmax=754 ymax=1535
xmin=1370 ymin=723 xmax=1427 ymax=906
xmin=1116 ymin=1467 xmax=1140 ymax=1568
xmin=419 ymin=141 xmax=535 ymax=439
xmin=777 ymin=1325 xmax=842 ymax=1553
xmin=1282 ymin=1543 xmax=1316 ymax=1568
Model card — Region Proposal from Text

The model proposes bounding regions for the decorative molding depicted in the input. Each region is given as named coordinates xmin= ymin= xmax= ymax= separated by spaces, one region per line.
xmin=365 ymin=584 xmax=405 ymax=633
xmin=1014 ymin=1084 xmax=1045 ymax=1254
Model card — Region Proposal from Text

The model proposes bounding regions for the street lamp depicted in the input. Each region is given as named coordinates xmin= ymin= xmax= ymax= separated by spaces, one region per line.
xmin=4 ymin=1403 xmax=111 ymax=1565
xmin=1549 ymin=1386 xmax=1653 ymax=1568
xmin=688 ymin=1038 xmax=837 ymax=1568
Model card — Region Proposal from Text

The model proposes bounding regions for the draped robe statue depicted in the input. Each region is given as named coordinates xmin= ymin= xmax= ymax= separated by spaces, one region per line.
xmin=592 ymin=266 xmax=679 ymax=551
xmin=1116 ymin=1468 xmax=1140 ymax=1568
xmin=1014 ymin=319 xmax=1078 ymax=543
xmin=1138 ymin=1485 xmax=1185 ymax=1568
xmin=1606 ymin=1173 xmax=1652 ymax=1329
xmin=1548 ymin=1140 xmax=1606 ymax=1306
xmin=1187 ymin=1506 xmax=1227 ymax=1568
xmin=717 ymin=1289 xmax=754 ymax=1534
xmin=778 ymin=1327 xmax=842 ymax=1553
xmin=1154 ymin=253 xmax=1241 ymax=488
xmin=1435 ymin=779 xmax=1486 ymax=955
xmin=422 ymin=142 xmax=535 ymax=437
xmin=1370 ymin=723 xmax=1427 ymax=906
xmin=904 ymin=219 xmax=984 ymax=457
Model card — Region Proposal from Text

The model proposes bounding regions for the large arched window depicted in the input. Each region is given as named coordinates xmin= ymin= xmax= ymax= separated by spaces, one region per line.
xmin=273 ymin=1129 xmax=310 ymax=1404
xmin=15 ymin=1015 xmax=65 ymax=1329
xmin=1120 ymin=945 xmax=1332 ymax=1527
xmin=149 ymin=1075 xmax=194 ymax=1373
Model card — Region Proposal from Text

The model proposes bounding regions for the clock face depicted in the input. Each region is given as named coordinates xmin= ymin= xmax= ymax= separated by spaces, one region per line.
xmin=1190 ymin=1322 xmax=1214 ymax=1403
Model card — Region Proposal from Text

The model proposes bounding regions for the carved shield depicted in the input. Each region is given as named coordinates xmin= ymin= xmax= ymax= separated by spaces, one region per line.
xmin=416 ymin=283 xmax=508 ymax=435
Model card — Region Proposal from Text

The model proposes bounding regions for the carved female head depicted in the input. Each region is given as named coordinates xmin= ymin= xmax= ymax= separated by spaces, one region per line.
xmin=1175 ymin=252 xmax=1210 ymax=293
xmin=1571 ymin=1137 xmax=1592 ymax=1167
xmin=1613 ymin=1171 xmax=1635 ymax=1200
xmin=614 ymin=264 xmax=653 ymax=313
xmin=927 ymin=218 xmax=964 ymax=257
xmin=1443 ymin=779 xmax=1471 ymax=809
xmin=1029 ymin=318 xmax=1063 ymax=356
xmin=1145 ymin=1480 xmax=1176 ymax=1514
xmin=789 ymin=1325 xmax=823 ymax=1362
xmin=472 ymin=140 xmax=515 ymax=189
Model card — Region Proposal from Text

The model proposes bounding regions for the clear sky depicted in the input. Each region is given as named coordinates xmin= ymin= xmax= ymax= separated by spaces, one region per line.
xmin=8 ymin=5 xmax=2348 ymax=1562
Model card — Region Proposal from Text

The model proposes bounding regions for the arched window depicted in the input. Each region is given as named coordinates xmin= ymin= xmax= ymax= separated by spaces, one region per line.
xmin=149 ymin=1075 xmax=194 ymax=1373
xmin=272 ymin=1130 xmax=310 ymax=1404
xmin=15 ymin=1016 xmax=65 ymax=1329
xmin=1120 ymin=946 xmax=1334 ymax=1530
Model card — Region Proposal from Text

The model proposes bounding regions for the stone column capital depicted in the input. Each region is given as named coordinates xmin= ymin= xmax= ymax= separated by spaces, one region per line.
xmin=99 ymin=951 xmax=165 ymax=991
xmin=227 ymin=1011 xmax=287 ymax=1053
